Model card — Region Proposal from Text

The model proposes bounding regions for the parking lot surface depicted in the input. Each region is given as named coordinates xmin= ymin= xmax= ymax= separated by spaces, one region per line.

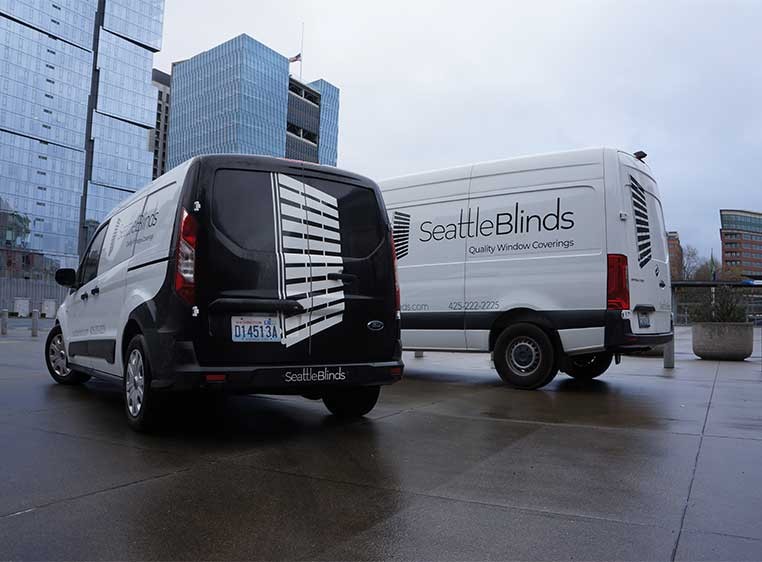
xmin=1 ymin=323 xmax=761 ymax=561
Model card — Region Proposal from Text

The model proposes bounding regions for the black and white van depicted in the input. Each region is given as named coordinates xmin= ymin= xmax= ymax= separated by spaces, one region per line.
xmin=46 ymin=155 xmax=403 ymax=430
xmin=381 ymin=148 xmax=673 ymax=389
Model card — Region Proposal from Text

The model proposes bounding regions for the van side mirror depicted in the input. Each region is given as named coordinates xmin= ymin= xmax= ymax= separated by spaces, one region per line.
xmin=55 ymin=268 xmax=77 ymax=288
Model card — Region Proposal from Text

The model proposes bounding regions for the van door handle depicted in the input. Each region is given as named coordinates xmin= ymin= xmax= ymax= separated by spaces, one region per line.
xmin=80 ymin=292 xmax=88 ymax=301
xmin=90 ymin=287 xmax=100 ymax=296
xmin=327 ymin=273 xmax=358 ymax=284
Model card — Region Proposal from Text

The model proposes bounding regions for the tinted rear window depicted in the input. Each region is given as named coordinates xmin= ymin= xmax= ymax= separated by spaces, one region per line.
xmin=212 ymin=170 xmax=275 ymax=251
xmin=301 ymin=175 xmax=384 ymax=258
xmin=213 ymin=170 xmax=384 ymax=258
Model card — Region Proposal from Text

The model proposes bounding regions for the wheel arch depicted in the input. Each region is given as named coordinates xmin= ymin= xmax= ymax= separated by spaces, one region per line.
xmin=488 ymin=308 xmax=563 ymax=354
xmin=121 ymin=302 xmax=157 ymax=370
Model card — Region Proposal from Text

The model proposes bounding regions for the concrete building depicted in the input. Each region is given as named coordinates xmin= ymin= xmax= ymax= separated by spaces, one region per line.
xmin=167 ymin=34 xmax=340 ymax=169
xmin=720 ymin=209 xmax=762 ymax=278
xmin=0 ymin=0 xmax=165 ymax=278
xmin=667 ymin=231 xmax=683 ymax=280
xmin=151 ymin=68 xmax=171 ymax=178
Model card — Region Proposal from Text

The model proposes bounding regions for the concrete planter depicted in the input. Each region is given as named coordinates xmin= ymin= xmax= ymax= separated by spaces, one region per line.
xmin=692 ymin=322 xmax=754 ymax=361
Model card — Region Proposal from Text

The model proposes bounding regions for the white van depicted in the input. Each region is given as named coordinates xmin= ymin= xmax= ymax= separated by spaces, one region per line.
xmin=380 ymin=148 xmax=672 ymax=389
xmin=45 ymin=155 xmax=403 ymax=430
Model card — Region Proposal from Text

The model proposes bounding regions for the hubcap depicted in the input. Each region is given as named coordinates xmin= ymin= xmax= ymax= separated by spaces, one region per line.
xmin=507 ymin=337 xmax=541 ymax=376
xmin=48 ymin=334 xmax=71 ymax=377
xmin=125 ymin=349 xmax=145 ymax=417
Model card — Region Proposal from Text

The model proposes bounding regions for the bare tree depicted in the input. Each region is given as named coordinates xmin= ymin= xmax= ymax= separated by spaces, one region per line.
xmin=682 ymin=245 xmax=704 ymax=280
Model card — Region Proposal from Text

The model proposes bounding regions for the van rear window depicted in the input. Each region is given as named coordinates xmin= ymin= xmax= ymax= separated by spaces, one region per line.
xmin=212 ymin=170 xmax=275 ymax=251
xmin=212 ymin=170 xmax=384 ymax=258
xmin=300 ymin=175 xmax=384 ymax=258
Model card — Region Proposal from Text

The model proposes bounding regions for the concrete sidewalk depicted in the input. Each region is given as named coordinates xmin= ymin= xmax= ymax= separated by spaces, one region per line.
xmin=0 ymin=325 xmax=760 ymax=560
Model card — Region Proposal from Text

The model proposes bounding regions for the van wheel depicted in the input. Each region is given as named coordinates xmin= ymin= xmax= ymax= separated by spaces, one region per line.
xmin=45 ymin=326 xmax=90 ymax=385
xmin=323 ymin=386 xmax=380 ymax=418
xmin=494 ymin=323 xmax=558 ymax=389
xmin=124 ymin=335 xmax=159 ymax=432
xmin=562 ymin=352 xmax=613 ymax=380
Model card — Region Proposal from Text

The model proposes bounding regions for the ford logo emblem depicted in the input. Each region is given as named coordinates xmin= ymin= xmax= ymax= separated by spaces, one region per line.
xmin=367 ymin=320 xmax=384 ymax=332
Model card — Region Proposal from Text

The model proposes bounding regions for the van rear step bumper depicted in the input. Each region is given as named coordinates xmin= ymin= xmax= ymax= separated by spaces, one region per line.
xmin=605 ymin=311 xmax=673 ymax=351
xmin=152 ymin=361 xmax=403 ymax=393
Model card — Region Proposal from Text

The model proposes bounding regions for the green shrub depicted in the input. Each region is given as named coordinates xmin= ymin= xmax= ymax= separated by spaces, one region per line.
xmin=689 ymin=286 xmax=747 ymax=323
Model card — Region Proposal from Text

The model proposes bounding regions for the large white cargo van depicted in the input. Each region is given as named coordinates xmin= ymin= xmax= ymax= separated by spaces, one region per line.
xmin=380 ymin=148 xmax=673 ymax=389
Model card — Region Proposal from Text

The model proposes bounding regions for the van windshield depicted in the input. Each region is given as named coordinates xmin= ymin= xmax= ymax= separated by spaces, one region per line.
xmin=212 ymin=169 xmax=384 ymax=258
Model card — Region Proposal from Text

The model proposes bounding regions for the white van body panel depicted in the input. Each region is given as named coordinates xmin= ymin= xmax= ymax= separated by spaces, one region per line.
xmin=58 ymin=160 xmax=193 ymax=376
xmin=381 ymin=148 xmax=671 ymax=355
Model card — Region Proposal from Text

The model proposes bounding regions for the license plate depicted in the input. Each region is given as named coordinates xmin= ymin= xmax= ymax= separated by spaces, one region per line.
xmin=637 ymin=312 xmax=651 ymax=329
xmin=231 ymin=315 xmax=280 ymax=343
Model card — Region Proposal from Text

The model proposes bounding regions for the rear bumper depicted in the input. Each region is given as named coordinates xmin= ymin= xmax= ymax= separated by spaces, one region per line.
xmin=149 ymin=340 xmax=403 ymax=393
xmin=605 ymin=311 xmax=673 ymax=350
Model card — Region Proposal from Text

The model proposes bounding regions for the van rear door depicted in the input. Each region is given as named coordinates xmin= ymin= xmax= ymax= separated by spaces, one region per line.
xmin=619 ymin=155 xmax=671 ymax=335
xmin=196 ymin=163 xmax=396 ymax=367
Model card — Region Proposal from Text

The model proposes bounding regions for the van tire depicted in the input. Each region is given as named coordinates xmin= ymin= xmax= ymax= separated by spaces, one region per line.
xmin=494 ymin=323 xmax=558 ymax=389
xmin=123 ymin=335 xmax=159 ymax=432
xmin=562 ymin=352 xmax=613 ymax=380
xmin=323 ymin=386 xmax=380 ymax=418
xmin=45 ymin=326 xmax=90 ymax=385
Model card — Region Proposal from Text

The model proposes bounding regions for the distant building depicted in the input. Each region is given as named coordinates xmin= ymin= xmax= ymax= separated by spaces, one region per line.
xmin=167 ymin=34 xmax=340 ymax=169
xmin=0 ymin=1 xmax=165 ymax=275
xmin=667 ymin=231 xmax=683 ymax=280
xmin=151 ymin=69 xmax=171 ymax=178
xmin=720 ymin=210 xmax=762 ymax=278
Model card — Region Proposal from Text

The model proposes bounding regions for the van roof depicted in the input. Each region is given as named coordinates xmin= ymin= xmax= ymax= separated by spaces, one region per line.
xmin=379 ymin=147 xmax=650 ymax=191
xmin=100 ymin=154 xmax=377 ymax=224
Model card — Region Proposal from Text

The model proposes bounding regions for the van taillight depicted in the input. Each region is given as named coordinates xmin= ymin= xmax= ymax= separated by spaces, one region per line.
xmin=390 ymin=232 xmax=401 ymax=311
xmin=175 ymin=209 xmax=197 ymax=305
xmin=607 ymin=254 xmax=630 ymax=310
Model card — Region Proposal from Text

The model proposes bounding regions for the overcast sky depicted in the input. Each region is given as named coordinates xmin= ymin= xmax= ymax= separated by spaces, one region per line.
xmin=154 ymin=0 xmax=762 ymax=258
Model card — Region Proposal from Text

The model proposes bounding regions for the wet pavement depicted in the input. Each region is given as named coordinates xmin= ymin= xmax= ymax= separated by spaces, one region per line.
xmin=0 ymin=324 xmax=761 ymax=561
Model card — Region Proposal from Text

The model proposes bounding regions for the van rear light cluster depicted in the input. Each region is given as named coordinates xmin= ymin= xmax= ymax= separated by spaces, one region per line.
xmin=390 ymin=231 xmax=401 ymax=312
xmin=607 ymin=254 xmax=630 ymax=310
xmin=175 ymin=209 xmax=198 ymax=305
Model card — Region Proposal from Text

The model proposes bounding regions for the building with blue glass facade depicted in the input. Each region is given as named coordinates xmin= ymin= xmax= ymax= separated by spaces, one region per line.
xmin=721 ymin=209 xmax=762 ymax=278
xmin=0 ymin=0 xmax=164 ymax=309
xmin=167 ymin=34 xmax=339 ymax=169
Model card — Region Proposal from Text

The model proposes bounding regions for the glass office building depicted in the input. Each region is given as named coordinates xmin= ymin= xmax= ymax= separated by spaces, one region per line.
xmin=720 ymin=209 xmax=762 ymax=278
xmin=167 ymin=34 xmax=340 ymax=169
xmin=0 ymin=0 xmax=164 ymax=310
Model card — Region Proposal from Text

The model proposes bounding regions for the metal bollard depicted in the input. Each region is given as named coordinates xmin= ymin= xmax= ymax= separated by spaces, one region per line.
xmin=0 ymin=309 xmax=7 ymax=336
xmin=663 ymin=338 xmax=675 ymax=369
xmin=31 ymin=309 xmax=39 ymax=337
xmin=414 ymin=350 xmax=425 ymax=358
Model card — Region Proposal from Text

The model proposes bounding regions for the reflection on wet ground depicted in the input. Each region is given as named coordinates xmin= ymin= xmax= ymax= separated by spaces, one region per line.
xmin=0 ymin=326 xmax=761 ymax=560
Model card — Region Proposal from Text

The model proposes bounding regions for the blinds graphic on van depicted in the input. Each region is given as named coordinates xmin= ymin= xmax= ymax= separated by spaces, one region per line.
xmin=392 ymin=211 xmax=411 ymax=260
xmin=630 ymin=176 xmax=652 ymax=268
xmin=273 ymin=174 xmax=346 ymax=347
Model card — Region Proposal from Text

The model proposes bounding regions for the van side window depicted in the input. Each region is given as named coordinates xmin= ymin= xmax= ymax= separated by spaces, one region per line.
xmin=98 ymin=197 xmax=147 ymax=274
xmin=79 ymin=225 xmax=108 ymax=286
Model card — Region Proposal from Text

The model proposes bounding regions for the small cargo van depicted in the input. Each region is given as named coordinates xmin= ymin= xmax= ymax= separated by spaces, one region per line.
xmin=46 ymin=155 xmax=403 ymax=429
xmin=380 ymin=148 xmax=672 ymax=389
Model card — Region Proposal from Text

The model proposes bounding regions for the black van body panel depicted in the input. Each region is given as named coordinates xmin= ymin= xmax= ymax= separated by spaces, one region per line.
xmin=122 ymin=155 xmax=402 ymax=392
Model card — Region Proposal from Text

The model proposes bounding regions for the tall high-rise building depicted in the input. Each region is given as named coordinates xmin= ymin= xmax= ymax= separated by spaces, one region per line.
xmin=667 ymin=231 xmax=683 ymax=280
xmin=151 ymin=68 xmax=170 ymax=178
xmin=0 ymin=0 xmax=164 ymax=290
xmin=167 ymin=34 xmax=340 ymax=169
xmin=720 ymin=209 xmax=762 ymax=278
